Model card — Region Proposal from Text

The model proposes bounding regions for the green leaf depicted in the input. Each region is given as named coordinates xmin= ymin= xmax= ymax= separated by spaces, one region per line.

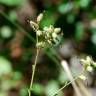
xmin=0 ymin=0 xmax=26 ymax=6
xmin=75 ymin=22 xmax=84 ymax=41
xmin=20 ymin=86 xmax=28 ymax=96
xmin=67 ymin=13 xmax=75 ymax=23
xmin=91 ymin=32 xmax=96 ymax=45
xmin=58 ymin=3 xmax=73 ymax=14
xmin=0 ymin=56 xmax=12 ymax=76
xmin=33 ymin=83 xmax=43 ymax=94
xmin=8 ymin=11 xmax=17 ymax=21
xmin=79 ymin=0 xmax=91 ymax=8
xmin=12 ymin=71 xmax=22 ymax=80
xmin=0 ymin=26 xmax=12 ymax=39
xmin=58 ymin=70 xmax=68 ymax=84
xmin=45 ymin=80 xmax=60 ymax=96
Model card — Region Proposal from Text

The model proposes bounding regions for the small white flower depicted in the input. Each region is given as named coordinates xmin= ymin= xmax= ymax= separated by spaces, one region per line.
xmin=54 ymin=28 xmax=61 ymax=33
xmin=37 ymin=13 xmax=43 ymax=23
xmin=80 ymin=59 xmax=87 ymax=66
xmin=79 ymin=75 xmax=86 ymax=80
xmin=44 ymin=26 xmax=53 ymax=33
xmin=48 ymin=26 xmax=53 ymax=32
xmin=80 ymin=56 xmax=92 ymax=66
xmin=86 ymin=56 xmax=92 ymax=64
xmin=48 ymin=40 xmax=52 ymax=44
xmin=29 ymin=12 xmax=62 ymax=48
xmin=36 ymin=30 xmax=42 ymax=36
xmin=52 ymin=33 xmax=57 ymax=38
xmin=86 ymin=66 xmax=93 ymax=72
xmin=36 ymin=42 xmax=45 ymax=47
xmin=43 ymin=26 xmax=49 ymax=31
xmin=36 ymin=42 xmax=42 ymax=47
xmin=93 ymin=62 xmax=96 ymax=67
xmin=30 ymin=21 xmax=38 ymax=30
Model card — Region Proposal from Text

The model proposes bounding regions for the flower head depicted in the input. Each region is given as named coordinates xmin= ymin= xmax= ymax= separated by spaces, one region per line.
xmin=80 ymin=56 xmax=96 ymax=72
xmin=30 ymin=13 xmax=63 ymax=48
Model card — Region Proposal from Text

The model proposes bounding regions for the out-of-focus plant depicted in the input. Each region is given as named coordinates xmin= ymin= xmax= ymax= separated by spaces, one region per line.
xmin=28 ymin=12 xmax=63 ymax=96
xmin=81 ymin=56 xmax=96 ymax=72
xmin=0 ymin=56 xmax=27 ymax=96
xmin=0 ymin=26 xmax=12 ymax=39
xmin=0 ymin=0 xmax=26 ymax=6
xmin=52 ymin=56 xmax=96 ymax=96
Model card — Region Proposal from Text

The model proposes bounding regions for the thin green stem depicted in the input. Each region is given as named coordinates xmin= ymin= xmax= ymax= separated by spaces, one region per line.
xmin=28 ymin=48 xmax=40 ymax=96
xmin=28 ymin=35 xmax=40 ymax=96
xmin=52 ymin=72 xmax=84 ymax=96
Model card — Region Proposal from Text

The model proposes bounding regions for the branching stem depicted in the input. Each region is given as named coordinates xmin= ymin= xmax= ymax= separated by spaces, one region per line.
xmin=52 ymin=72 xmax=84 ymax=96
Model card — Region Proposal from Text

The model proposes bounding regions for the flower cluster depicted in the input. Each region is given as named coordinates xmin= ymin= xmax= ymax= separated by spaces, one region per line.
xmin=80 ymin=56 xmax=96 ymax=72
xmin=29 ymin=13 xmax=63 ymax=48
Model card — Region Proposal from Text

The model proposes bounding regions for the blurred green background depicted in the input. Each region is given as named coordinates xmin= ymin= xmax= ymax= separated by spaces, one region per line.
xmin=0 ymin=0 xmax=96 ymax=96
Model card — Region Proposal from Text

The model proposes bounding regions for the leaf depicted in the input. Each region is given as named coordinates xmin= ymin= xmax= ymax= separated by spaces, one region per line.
xmin=58 ymin=3 xmax=73 ymax=14
xmin=79 ymin=0 xmax=91 ymax=8
xmin=33 ymin=83 xmax=43 ymax=94
xmin=0 ymin=0 xmax=25 ymax=6
xmin=0 ymin=26 xmax=12 ymax=39
xmin=45 ymin=80 xmax=60 ymax=96
xmin=0 ymin=56 xmax=12 ymax=76
xmin=91 ymin=32 xmax=96 ymax=45
xmin=75 ymin=22 xmax=84 ymax=41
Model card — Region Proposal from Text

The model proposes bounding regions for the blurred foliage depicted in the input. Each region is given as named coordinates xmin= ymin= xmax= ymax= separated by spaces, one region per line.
xmin=0 ymin=0 xmax=96 ymax=96
xmin=0 ymin=0 xmax=26 ymax=6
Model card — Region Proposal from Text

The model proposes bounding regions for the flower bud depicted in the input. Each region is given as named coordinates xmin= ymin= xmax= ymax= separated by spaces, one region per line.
xmin=79 ymin=75 xmax=86 ymax=80
xmin=86 ymin=66 xmax=93 ymax=72
xmin=37 ymin=13 xmax=43 ymax=23
xmin=36 ymin=42 xmax=45 ymax=48
xmin=30 ymin=21 xmax=38 ymax=30
xmin=93 ymin=62 xmax=96 ymax=67
xmin=54 ymin=28 xmax=61 ymax=33
xmin=80 ymin=56 xmax=92 ymax=66
xmin=48 ymin=40 xmax=52 ymax=44
xmin=43 ymin=27 xmax=49 ymax=31
xmin=44 ymin=26 xmax=53 ymax=33
xmin=86 ymin=56 xmax=92 ymax=63
xmin=36 ymin=30 xmax=42 ymax=36
xmin=52 ymin=33 xmax=57 ymax=38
